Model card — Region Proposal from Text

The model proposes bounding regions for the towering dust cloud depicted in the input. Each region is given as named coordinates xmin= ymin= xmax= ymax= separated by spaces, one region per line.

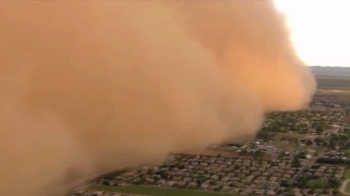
xmin=0 ymin=1 xmax=316 ymax=195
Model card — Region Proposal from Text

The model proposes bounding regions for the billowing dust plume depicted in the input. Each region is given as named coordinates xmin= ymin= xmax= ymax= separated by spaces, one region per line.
xmin=0 ymin=1 xmax=316 ymax=195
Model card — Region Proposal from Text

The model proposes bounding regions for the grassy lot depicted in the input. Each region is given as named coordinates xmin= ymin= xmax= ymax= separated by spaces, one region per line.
xmin=87 ymin=184 xmax=236 ymax=196
xmin=269 ymin=132 xmax=305 ymax=150
xmin=344 ymin=169 xmax=350 ymax=180
xmin=269 ymin=139 xmax=282 ymax=146
xmin=294 ymin=145 xmax=308 ymax=151
xmin=306 ymin=179 xmax=328 ymax=189
xmin=276 ymin=132 xmax=305 ymax=139
xmin=314 ymin=146 xmax=326 ymax=153
xmin=270 ymin=132 xmax=326 ymax=153
xmin=346 ymin=181 xmax=350 ymax=194
xmin=339 ymin=170 xmax=350 ymax=195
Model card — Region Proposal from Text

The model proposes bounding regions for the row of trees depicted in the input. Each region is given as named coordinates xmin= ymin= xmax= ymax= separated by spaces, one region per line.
xmin=316 ymin=157 xmax=350 ymax=165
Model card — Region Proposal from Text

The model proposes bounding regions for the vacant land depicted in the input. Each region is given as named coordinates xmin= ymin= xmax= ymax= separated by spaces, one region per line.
xmin=314 ymin=75 xmax=350 ymax=98
xmin=311 ymin=66 xmax=350 ymax=78
xmin=316 ymin=77 xmax=350 ymax=91
xmin=312 ymin=66 xmax=350 ymax=91
xmin=88 ymin=184 xmax=235 ymax=196
xmin=318 ymin=91 xmax=350 ymax=98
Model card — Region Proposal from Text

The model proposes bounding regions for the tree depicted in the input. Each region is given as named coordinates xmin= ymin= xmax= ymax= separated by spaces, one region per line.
xmin=306 ymin=140 xmax=313 ymax=145
xmin=158 ymin=170 xmax=168 ymax=179
xmin=147 ymin=168 xmax=154 ymax=174
xmin=196 ymin=179 xmax=202 ymax=186
xmin=280 ymin=180 xmax=290 ymax=187
xmin=239 ymin=150 xmax=247 ymax=155
xmin=328 ymin=178 xmax=340 ymax=188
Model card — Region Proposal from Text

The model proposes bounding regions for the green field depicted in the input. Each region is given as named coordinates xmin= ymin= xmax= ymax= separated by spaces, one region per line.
xmin=87 ymin=184 xmax=236 ymax=196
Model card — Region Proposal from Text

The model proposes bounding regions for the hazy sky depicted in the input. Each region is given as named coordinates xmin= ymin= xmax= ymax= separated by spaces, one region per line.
xmin=274 ymin=0 xmax=350 ymax=67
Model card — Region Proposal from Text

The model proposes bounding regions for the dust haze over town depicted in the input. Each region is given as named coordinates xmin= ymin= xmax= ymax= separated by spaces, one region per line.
xmin=0 ymin=1 xmax=316 ymax=196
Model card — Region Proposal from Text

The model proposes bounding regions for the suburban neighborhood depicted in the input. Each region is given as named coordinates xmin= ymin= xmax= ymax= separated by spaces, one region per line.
xmin=69 ymin=69 xmax=350 ymax=196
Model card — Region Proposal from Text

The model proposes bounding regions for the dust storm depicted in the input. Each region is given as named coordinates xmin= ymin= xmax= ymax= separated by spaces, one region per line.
xmin=0 ymin=1 xmax=315 ymax=195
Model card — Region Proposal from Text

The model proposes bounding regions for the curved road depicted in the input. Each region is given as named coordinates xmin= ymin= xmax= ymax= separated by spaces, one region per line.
xmin=339 ymin=179 xmax=350 ymax=195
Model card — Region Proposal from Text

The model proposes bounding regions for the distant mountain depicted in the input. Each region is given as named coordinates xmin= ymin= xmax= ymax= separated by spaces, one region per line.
xmin=309 ymin=66 xmax=350 ymax=77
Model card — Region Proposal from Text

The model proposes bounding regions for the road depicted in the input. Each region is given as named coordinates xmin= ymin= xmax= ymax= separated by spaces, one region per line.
xmin=278 ymin=146 xmax=327 ymax=196
xmin=339 ymin=179 xmax=350 ymax=195
xmin=290 ymin=148 xmax=325 ymax=184
xmin=290 ymin=140 xmax=330 ymax=184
